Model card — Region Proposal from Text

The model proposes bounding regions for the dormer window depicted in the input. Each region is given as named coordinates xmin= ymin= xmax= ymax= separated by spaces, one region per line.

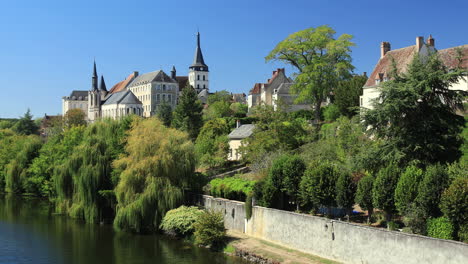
xmin=375 ymin=79 xmax=381 ymax=85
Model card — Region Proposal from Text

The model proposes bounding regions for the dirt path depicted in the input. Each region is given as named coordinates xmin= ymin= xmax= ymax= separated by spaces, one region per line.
xmin=226 ymin=230 xmax=340 ymax=264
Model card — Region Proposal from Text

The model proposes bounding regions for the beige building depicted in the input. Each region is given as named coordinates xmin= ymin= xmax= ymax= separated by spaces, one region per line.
xmin=126 ymin=70 xmax=178 ymax=117
xmin=101 ymin=90 xmax=143 ymax=119
xmin=361 ymin=36 xmax=468 ymax=110
xmin=62 ymin=91 xmax=88 ymax=115
xmin=248 ymin=68 xmax=310 ymax=111
xmin=228 ymin=124 xmax=255 ymax=161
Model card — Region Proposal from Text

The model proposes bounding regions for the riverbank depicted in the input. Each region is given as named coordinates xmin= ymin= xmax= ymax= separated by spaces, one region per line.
xmin=224 ymin=231 xmax=339 ymax=264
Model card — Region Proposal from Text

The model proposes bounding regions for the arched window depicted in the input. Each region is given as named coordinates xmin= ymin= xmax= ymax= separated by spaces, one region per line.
xmin=203 ymin=75 xmax=205 ymax=81
xmin=197 ymin=84 xmax=200 ymax=89
xmin=203 ymin=85 xmax=206 ymax=89
xmin=197 ymin=75 xmax=200 ymax=80
xmin=127 ymin=108 xmax=130 ymax=115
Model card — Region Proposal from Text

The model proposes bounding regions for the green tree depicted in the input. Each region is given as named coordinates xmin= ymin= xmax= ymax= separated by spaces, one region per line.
xmin=299 ymin=161 xmax=340 ymax=215
xmin=195 ymin=118 xmax=230 ymax=168
xmin=230 ymin=102 xmax=248 ymax=118
xmin=322 ymin=104 xmax=341 ymax=122
xmin=372 ymin=164 xmax=400 ymax=227
xmin=13 ymin=109 xmax=39 ymax=135
xmin=363 ymin=54 xmax=467 ymax=165
xmin=415 ymin=164 xmax=449 ymax=218
xmin=113 ymin=118 xmax=195 ymax=233
xmin=204 ymin=100 xmax=232 ymax=120
xmin=355 ymin=174 xmax=374 ymax=223
xmin=172 ymin=84 xmax=204 ymax=140
xmin=207 ymin=90 xmax=231 ymax=105
xmin=64 ymin=108 xmax=87 ymax=128
xmin=440 ymin=177 xmax=468 ymax=241
xmin=335 ymin=172 xmax=356 ymax=220
xmin=281 ymin=155 xmax=306 ymax=211
xmin=334 ymin=74 xmax=367 ymax=117
xmin=157 ymin=101 xmax=173 ymax=127
xmin=266 ymin=25 xmax=355 ymax=121
xmin=193 ymin=210 xmax=226 ymax=247
xmin=394 ymin=165 xmax=424 ymax=215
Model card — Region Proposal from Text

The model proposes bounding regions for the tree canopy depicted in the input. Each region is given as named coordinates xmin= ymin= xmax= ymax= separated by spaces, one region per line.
xmin=13 ymin=109 xmax=39 ymax=135
xmin=266 ymin=25 xmax=355 ymax=120
xmin=172 ymin=84 xmax=204 ymax=140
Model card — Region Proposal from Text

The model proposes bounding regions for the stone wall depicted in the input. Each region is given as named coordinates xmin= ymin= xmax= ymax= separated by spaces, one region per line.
xmin=199 ymin=195 xmax=468 ymax=264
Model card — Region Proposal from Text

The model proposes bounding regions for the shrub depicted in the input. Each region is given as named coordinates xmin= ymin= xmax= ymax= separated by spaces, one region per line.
xmin=208 ymin=176 xmax=256 ymax=201
xmin=335 ymin=172 xmax=356 ymax=218
xmin=427 ymin=217 xmax=454 ymax=240
xmin=440 ymin=177 xmax=468 ymax=241
xmin=394 ymin=165 xmax=423 ymax=215
xmin=322 ymin=104 xmax=341 ymax=122
xmin=194 ymin=210 xmax=226 ymax=247
xmin=160 ymin=206 xmax=203 ymax=236
xmin=416 ymin=164 xmax=449 ymax=218
xmin=402 ymin=203 xmax=427 ymax=235
xmin=355 ymin=174 xmax=374 ymax=223
xmin=245 ymin=194 xmax=253 ymax=220
xmin=372 ymin=164 xmax=400 ymax=225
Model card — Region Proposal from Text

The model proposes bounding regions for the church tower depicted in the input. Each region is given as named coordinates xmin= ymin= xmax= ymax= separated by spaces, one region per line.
xmin=189 ymin=32 xmax=209 ymax=94
xmin=88 ymin=61 xmax=101 ymax=122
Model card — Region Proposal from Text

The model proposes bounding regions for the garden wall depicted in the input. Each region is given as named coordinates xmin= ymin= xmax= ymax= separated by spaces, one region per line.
xmin=199 ymin=195 xmax=468 ymax=264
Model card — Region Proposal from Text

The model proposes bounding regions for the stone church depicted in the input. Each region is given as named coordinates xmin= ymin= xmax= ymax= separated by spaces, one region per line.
xmin=62 ymin=32 xmax=211 ymax=121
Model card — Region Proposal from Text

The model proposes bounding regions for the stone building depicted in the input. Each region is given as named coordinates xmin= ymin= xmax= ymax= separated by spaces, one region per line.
xmin=62 ymin=91 xmax=88 ymax=115
xmin=360 ymin=36 xmax=468 ymax=110
xmin=248 ymin=68 xmax=310 ymax=111
xmin=101 ymin=90 xmax=143 ymax=119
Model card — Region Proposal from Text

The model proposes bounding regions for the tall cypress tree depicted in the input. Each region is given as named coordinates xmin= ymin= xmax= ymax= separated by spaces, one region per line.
xmin=172 ymin=84 xmax=203 ymax=140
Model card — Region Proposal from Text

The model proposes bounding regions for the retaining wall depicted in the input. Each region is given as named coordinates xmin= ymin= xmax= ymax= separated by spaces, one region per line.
xmin=199 ymin=195 xmax=468 ymax=264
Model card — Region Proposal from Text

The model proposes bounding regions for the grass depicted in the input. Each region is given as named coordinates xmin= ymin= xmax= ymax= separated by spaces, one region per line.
xmin=223 ymin=244 xmax=235 ymax=254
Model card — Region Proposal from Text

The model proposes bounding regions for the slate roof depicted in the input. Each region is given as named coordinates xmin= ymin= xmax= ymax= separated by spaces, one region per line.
xmin=176 ymin=76 xmax=189 ymax=91
xmin=365 ymin=43 xmax=468 ymax=87
xmin=191 ymin=32 xmax=207 ymax=68
xmin=128 ymin=70 xmax=176 ymax=87
xmin=103 ymin=90 xmax=142 ymax=105
xmin=275 ymin=83 xmax=293 ymax=94
xmin=69 ymin=90 xmax=88 ymax=100
xmin=109 ymin=72 xmax=138 ymax=94
xmin=228 ymin=124 xmax=255 ymax=139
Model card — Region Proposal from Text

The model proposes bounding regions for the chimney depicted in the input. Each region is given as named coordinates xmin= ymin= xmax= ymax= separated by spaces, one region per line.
xmin=236 ymin=120 xmax=241 ymax=128
xmin=363 ymin=72 xmax=367 ymax=78
xmin=416 ymin=36 xmax=424 ymax=51
xmin=273 ymin=70 xmax=277 ymax=76
xmin=380 ymin=42 xmax=391 ymax=58
xmin=427 ymin=34 xmax=435 ymax=47
xmin=133 ymin=71 xmax=139 ymax=78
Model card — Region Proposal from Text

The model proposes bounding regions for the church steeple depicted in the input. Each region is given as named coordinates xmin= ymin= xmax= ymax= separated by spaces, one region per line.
xmin=190 ymin=32 xmax=208 ymax=71
xmin=99 ymin=75 xmax=107 ymax=92
xmin=92 ymin=60 xmax=98 ymax=91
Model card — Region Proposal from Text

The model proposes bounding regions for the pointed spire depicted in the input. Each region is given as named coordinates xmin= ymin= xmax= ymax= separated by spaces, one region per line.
xmin=191 ymin=31 xmax=208 ymax=70
xmin=92 ymin=60 xmax=98 ymax=91
xmin=100 ymin=75 xmax=107 ymax=92
xmin=170 ymin=65 xmax=176 ymax=80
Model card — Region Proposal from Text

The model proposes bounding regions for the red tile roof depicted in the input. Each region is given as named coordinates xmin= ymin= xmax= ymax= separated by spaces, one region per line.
xmin=109 ymin=72 xmax=137 ymax=94
xmin=249 ymin=68 xmax=286 ymax=95
xmin=365 ymin=43 xmax=468 ymax=87
xmin=249 ymin=83 xmax=262 ymax=94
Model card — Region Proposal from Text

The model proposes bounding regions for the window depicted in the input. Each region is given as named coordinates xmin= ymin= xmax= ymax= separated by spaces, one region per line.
xmin=375 ymin=79 xmax=381 ymax=85
xmin=197 ymin=75 xmax=200 ymax=80
xmin=163 ymin=85 xmax=166 ymax=91
xmin=203 ymin=85 xmax=206 ymax=89
xmin=157 ymin=85 xmax=161 ymax=90
xmin=162 ymin=94 xmax=166 ymax=102
xmin=157 ymin=94 xmax=160 ymax=102
xmin=197 ymin=84 xmax=200 ymax=89
xmin=168 ymin=94 xmax=172 ymax=103
xmin=203 ymin=75 xmax=205 ymax=81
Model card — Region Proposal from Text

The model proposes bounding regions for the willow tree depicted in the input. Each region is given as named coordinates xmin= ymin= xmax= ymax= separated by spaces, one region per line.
xmin=266 ymin=25 xmax=355 ymax=121
xmin=113 ymin=118 xmax=196 ymax=233
xmin=54 ymin=118 xmax=132 ymax=223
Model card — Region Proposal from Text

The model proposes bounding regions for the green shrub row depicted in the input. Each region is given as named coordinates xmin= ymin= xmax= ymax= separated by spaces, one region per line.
xmin=208 ymin=176 xmax=255 ymax=201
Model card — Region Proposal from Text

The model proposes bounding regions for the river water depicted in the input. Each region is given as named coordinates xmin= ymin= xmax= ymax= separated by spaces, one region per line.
xmin=0 ymin=195 xmax=247 ymax=264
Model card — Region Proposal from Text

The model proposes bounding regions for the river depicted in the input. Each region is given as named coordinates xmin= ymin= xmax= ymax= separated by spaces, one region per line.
xmin=0 ymin=195 xmax=247 ymax=264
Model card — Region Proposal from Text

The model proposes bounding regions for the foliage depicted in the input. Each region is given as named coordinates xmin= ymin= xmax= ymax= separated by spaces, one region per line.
xmin=64 ymin=108 xmax=87 ymax=128
xmin=372 ymin=164 xmax=400 ymax=223
xmin=204 ymin=101 xmax=232 ymax=120
xmin=208 ymin=176 xmax=256 ymax=201
xmin=335 ymin=171 xmax=356 ymax=216
xmin=363 ymin=54 xmax=467 ymax=165
xmin=172 ymin=84 xmax=204 ymax=140
xmin=156 ymin=101 xmax=173 ymax=127
xmin=402 ymin=203 xmax=428 ymax=235
xmin=160 ymin=206 xmax=203 ymax=236
xmin=230 ymin=102 xmax=248 ymax=118
xmin=195 ymin=118 xmax=230 ymax=168
xmin=5 ymin=136 xmax=42 ymax=194
xmin=440 ymin=177 xmax=468 ymax=240
xmin=394 ymin=165 xmax=423 ymax=215
xmin=322 ymin=104 xmax=341 ymax=122
xmin=266 ymin=25 xmax=355 ymax=121
xmin=193 ymin=210 xmax=226 ymax=247
xmin=426 ymin=217 xmax=454 ymax=240
xmin=415 ymin=164 xmax=449 ymax=218
xmin=334 ymin=74 xmax=367 ymax=117
xmin=113 ymin=118 xmax=195 ymax=233
xmin=13 ymin=109 xmax=39 ymax=135
xmin=299 ymin=161 xmax=341 ymax=212
xmin=207 ymin=90 xmax=232 ymax=105
xmin=355 ymin=174 xmax=374 ymax=221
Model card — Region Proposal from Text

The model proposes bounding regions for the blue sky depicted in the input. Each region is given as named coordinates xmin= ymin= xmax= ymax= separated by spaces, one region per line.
xmin=1 ymin=0 xmax=467 ymax=118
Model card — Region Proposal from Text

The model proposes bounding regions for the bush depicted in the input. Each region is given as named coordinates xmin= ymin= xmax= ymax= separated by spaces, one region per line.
xmin=208 ymin=176 xmax=256 ymax=201
xmin=402 ymin=203 xmax=427 ymax=235
xmin=335 ymin=172 xmax=356 ymax=217
xmin=322 ymin=104 xmax=341 ymax=122
xmin=372 ymin=164 xmax=400 ymax=224
xmin=355 ymin=174 xmax=374 ymax=222
xmin=245 ymin=194 xmax=253 ymax=220
xmin=194 ymin=210 xmax=226 ymax=247
xmin=416 ymin=164 xmax=449 ymax=218
xmin=160 ymin=206 xmax=203 ymax=236
xmin=427 ymin=217 xmax=454 ymax=240
xmin=394 ymin=165 xmax=423 ymax=215
xmin=440 ymin=177 xmax=468 ymax=241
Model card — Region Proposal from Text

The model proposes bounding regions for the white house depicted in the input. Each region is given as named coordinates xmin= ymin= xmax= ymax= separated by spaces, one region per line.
xmin=228 ymin=124 xmax=255 ymax=161
xmin=101 ymin=90 xmax=143 ymax=119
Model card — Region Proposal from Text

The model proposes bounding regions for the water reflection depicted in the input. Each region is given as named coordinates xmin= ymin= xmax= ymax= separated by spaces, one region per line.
xmin=0 ymin=195 xmax=245 ymax=264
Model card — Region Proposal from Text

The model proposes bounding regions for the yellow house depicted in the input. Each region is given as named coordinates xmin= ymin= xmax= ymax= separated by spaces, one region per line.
xmin=228 ymin=124 xmax=255 ymax=161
